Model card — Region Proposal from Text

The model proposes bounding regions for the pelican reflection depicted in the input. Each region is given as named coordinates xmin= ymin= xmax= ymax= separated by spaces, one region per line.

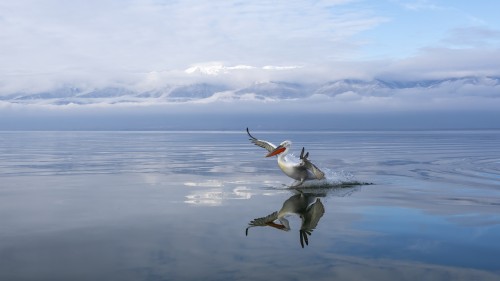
xmin=245 ymin=191 xmax=325 ymax=248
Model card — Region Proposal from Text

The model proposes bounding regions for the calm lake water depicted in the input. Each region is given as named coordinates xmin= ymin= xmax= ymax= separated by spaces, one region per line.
xmin=1 ymin=130 xmax=499 ymax=280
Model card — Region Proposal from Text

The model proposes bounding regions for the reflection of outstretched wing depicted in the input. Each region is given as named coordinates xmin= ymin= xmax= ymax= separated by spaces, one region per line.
xmin=299 ymin=198 xmax=325 ymax=248
xmin=247 ymin=211 xmax=278 ymax=227
xmin=246 ymin=211 xmax=287 ymax=236
xmin=300 ymin=147 xmax=325 ymax=180
xmin=247 ymin=128 xmax=276 ymax=153
xmin=302 ymin=199 xmax=325 ymax=231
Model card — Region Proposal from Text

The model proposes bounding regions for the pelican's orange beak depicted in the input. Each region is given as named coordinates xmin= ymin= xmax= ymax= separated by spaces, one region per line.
xmin=266 ymin=146 xmax=286 ymax=157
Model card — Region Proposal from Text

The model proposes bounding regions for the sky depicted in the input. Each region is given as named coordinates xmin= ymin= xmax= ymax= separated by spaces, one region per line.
xmin=2 ymin=0 xmax=500 ymax=85
xmin=1 ymin=0 xmax=500 ymax=129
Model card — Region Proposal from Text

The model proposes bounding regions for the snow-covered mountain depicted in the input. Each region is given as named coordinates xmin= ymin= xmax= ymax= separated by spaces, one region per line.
xmin=236 ymin=81 xmax=312 ymax=99
xmin=1 ymin=76 xmax=499 ymax=106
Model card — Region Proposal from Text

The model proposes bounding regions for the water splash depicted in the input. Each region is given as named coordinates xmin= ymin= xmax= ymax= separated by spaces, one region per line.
xmin=293 ymin=168 xmax=371 ymax=188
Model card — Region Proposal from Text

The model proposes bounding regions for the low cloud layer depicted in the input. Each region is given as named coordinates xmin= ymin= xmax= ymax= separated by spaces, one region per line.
xmin=1 ymin=75 xmax=499 ymax=130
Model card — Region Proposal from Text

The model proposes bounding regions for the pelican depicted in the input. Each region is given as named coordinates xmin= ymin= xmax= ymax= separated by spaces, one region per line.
xmin=245 ymin=192 xmax=325 ymax=248
xmin=246 ymin=128 xmax=325 ymax=187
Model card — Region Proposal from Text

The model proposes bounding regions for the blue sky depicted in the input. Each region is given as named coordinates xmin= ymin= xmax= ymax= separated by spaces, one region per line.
xmin=359 ymin=1 xmax=500 ymax=59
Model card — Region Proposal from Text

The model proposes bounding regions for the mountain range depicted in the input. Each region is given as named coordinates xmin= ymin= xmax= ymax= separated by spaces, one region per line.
xmin=1 ymin=76 xmax=499 ymax=106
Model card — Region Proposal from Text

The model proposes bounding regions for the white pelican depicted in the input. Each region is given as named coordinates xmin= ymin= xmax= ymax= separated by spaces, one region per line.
xmin=245 ymin=192 xmax=325 ymax=248
xmin=246 ymin=128 xmax=325 ymax=187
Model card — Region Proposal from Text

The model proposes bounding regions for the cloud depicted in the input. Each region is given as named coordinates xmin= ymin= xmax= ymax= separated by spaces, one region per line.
xmin=0 ymin=0 xmax=392 ymax=93
xmin=397 ymin=0 xmax=442 ymax=11
xmin=442 ymin=26 xmax=500 ymax=47
xmin=0 ymin=0 xmax=383 ymax=72
xmin=376 ymin=47 xmax=500 ymax=81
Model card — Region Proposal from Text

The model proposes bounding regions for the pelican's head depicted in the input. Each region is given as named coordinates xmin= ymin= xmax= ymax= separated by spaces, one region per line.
xmin=266 ymin=140 xmax=292 ymax=157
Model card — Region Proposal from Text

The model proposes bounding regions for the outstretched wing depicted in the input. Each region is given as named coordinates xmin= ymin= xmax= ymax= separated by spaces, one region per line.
xmin=246 ymin=128 xmax=276 ymax=153
xmin=300 ymin=147 xmax=325 ymax=180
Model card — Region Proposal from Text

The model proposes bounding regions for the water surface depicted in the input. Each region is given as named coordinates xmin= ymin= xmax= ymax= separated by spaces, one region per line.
xmin=1 ymin=130 xmax=499 ymax=280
